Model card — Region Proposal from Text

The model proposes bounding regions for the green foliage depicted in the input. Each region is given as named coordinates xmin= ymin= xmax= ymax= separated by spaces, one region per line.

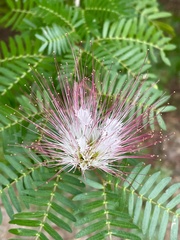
xmin=0 ymin=0 xmax=176 ymax=128
xmin=0 ymin=0 xmax=178 ymax=239
xmin=123 ymin=164 xmax=180 ymax=239
xmin=0 ymin=162 xmax=179 ymax=239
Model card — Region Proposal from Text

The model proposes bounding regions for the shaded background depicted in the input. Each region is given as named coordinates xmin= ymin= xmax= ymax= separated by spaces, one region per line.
xmin=153 ymin=0 xmax=180 ymax=182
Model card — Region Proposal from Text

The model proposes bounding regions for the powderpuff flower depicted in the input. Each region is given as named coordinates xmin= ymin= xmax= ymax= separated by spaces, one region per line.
xmin=25 ymin=54 xmax=162 ymax=176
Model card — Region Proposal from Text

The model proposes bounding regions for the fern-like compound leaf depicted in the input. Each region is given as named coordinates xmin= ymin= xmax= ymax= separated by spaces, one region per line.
xmin=123 ymin=165 xmax=180 ymax=240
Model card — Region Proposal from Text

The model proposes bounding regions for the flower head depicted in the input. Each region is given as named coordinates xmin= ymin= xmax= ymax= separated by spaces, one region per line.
xmin=25 ymin=53 xmax=162 ymax=176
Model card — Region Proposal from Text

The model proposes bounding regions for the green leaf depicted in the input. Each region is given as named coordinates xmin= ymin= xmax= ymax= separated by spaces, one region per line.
xmin=131 ymin=164 xmax=151 ymax=190
xmin=170 ymin=216 xmax=179 ymax=240
xmin=47 ymin=212 xmax=72 ymax=232
xmin=75 ymin=220 xmax=106 ymax=238
xmin=54 ymin=192 xmax=76 ymax=210
xmin=23 ymin=189 xmax=52 ymax=197
xmin=128 ymin=192 xmax=134 ymax=216
xmin=8 ymin=186 xmax=21 ymax=212
xmin=21 ymin=196 xmax=48 ymax=206
xmin=122 ymin=19 xmax=132 ymax=37
xmin=156 ymin=114 xmax=167 ymax=130
xmin=1 ymin=192 xmax=14 ymax=218
xmin=80 ymin=177 xmax=103 ymax=189
xmin=158 ymin=183 xmax=180 ymax=205
xmin=153 ymin=21 xmax=175 ymax=36
xmin=148 ymin=12 xmax=171 ymax=20
xmin=5 ymin=155 xmax=25 ymax=173
xmin=13 ymin=211 xmax=45 ymax=219
xmin=62 ymin=174 xmax=85 ymax=187
xmin=148 ymin=177 xmax=171 ymax=199
xmin=133 ymin=197 xmax=143 ymax=224
xmin=44 ymin=222 xmax=63 ymax=240
xmin=51 ymin=202 xmax=76 ymax=222
xmin=58 ymin=182 xmax=82 ymax=195
xmin=0 ymin=162 xmax=17 ymax=179
xmin=87 ymin=230 xmax=108 ymax=240
xmin=158 ymin=105 xmax=177 ymax=113
xmin=123 ymin=163 xmax=143 ymax=188
xmin=158 ymin=211 xmax=169 ymax=240
xmin=110 ymin=219 xmax=138 ymax=229
xmin=148 ymin=205 xmax=160 ymax=238
xmin=75 ymin=210 xmax=104 ymax=226
xmin=166 ymin=194 xmax=180 ymax=210
xmin=139 ymin=172 xmax=160 ymax=195
xmin=73 ymin=191 xmax=103 ymax=200
xmin=9 ymin=219 xmax=41 ymax=227
xmin=102 ymin=21 xmax=110 ymax=38
xmin=38 ymin=232 xmax=49 ymax=240
xmin=0 ymin=174 xmax=10 ymax=185
xmin=9 ymin=228 xmax=37 ymax=236
xmin=76 ymin=200 xmax=104 ymax=213
xmin=111 ymin=229 xmax=141 ymax=239
xmin=36 ymin=24 xmax=75 ymax=55
xmin=160 ymin=51 xmax=171 ymax=66
xmin=142 ymin=201 xmax=152 ymax=234
xmin=163 ymin=44 xmax=176 ymax=51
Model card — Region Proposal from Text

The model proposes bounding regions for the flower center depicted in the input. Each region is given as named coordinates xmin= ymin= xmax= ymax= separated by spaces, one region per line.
xmin=78 ymin=149 xmax=99 ymax=171
xmin=72 ymin=108 xmax=121 ymax=171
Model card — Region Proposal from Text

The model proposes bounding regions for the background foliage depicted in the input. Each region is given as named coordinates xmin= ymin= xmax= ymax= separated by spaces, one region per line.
xmin=0 ymin=0 xmax=179 ymax=239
